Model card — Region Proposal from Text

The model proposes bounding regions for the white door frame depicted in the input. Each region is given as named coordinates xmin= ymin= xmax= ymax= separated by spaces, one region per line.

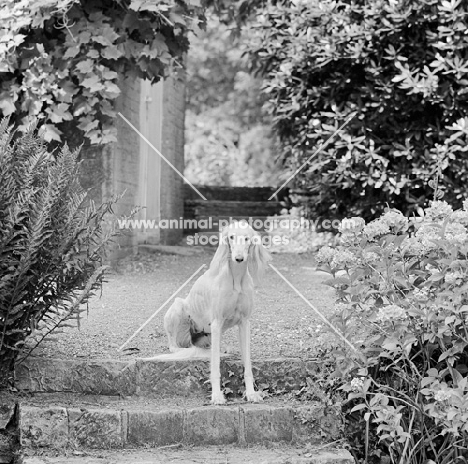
xmin=137 ymin=79 xmax=163 ymax=244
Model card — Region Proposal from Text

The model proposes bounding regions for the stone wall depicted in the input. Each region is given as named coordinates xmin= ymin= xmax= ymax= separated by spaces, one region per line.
xmin=105 ymin=76 xmax=142 ymax=259
xmin=159 ymin=71 xmax=186 ymax=245
xmin=79 ymin=72 xmax=186 ymax=259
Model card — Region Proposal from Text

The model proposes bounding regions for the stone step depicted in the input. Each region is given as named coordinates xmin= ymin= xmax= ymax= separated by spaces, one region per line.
xmin=24 ymin=444 xmax=353 ymax=464
xmin=184 ymin=185 xmax=289 ymax=202
xmin=15 ymin=357 xmax=321 ymax=400
xmin=186 ymin=200 xmax=283 ymax=219
xmin=18 ymin=395 xmax=343 ymax=451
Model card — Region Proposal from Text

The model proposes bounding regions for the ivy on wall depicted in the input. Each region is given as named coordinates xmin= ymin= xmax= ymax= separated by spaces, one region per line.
xmin=0 ymin=0 xmax=204 ymax=145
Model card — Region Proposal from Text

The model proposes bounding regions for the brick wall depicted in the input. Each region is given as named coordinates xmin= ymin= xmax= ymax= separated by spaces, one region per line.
xmin=106 ymin=76 xmax=141 ymax=259
xmin=78 ymin=145 xmax=105 ymax=206
xmin=159 ymin=71 xmax=186 ymax=245
xmin=79 ymin=75 xmax=141 ymax=261
xmin=79 ymin=72 xmax=186 ymax=259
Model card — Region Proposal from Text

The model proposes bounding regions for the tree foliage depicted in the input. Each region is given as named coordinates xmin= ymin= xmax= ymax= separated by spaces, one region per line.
xmin=248 ymin=0 xmax=468 ymax=220
xmin=184 ymin=16 xmax=280 ymax=187
xmin=0 ymin=120 xmax=119 ymax=386
xmin=0 ymin=0 xmax=204 ymax=145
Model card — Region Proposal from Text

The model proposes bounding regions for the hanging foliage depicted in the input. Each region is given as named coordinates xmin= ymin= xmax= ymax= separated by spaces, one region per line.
xmin=0 ymin=0 xmax=204 ymax=145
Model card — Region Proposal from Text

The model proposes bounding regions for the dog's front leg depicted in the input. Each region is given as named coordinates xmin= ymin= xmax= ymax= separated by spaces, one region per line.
xmin=210 ymin=318 xmax=226 ymax=405
xmin=238 ymin=319 xmax=263 ymax=402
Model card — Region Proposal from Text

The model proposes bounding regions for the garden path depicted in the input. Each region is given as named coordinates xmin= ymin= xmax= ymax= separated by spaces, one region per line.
xmin=32 ymin=250 xmax=335 ymax=361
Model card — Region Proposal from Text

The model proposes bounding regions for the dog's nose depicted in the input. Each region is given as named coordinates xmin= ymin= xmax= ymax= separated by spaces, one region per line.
xmin=235 ymin=257 xmax=244 ymax=263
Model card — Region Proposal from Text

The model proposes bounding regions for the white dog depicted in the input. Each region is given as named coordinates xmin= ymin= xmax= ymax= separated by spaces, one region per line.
xmin=151 ymin=221 xmax=271 ymax=405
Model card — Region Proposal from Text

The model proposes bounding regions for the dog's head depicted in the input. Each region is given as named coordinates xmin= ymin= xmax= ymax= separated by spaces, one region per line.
xmin=210 ymin=221 xmax=271 ymax=284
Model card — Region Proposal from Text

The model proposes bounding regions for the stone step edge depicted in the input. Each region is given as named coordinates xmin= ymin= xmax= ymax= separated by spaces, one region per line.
xmin=185 ymin=200 xmax=282 ymax=206
xmin=183 ymin=184 xmax=290 ymax=202
xmin=19 ymin=402 xmax=341 ymax=450
xmin=15 ymin=357 xmax=322 ymax=398
xmin=23 ymin=447 xmax=354 ymax=464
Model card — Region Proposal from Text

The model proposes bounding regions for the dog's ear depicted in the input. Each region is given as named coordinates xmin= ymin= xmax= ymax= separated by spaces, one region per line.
xmin=248 ymin=232 xmax=271 ymax=285
xmin=209 ymin=225 xmax=230 ymax=273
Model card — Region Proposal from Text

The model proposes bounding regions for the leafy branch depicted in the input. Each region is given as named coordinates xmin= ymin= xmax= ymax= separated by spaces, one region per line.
xmin=0 ymin=0 xmax=205 ymax=145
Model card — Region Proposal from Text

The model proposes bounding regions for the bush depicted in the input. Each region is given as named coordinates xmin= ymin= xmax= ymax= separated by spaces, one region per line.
xmin=266 ymin=208 xmax=335 ymax=254
xmin=248 ymin=0 xmax=468 ymax=221
xmin=0 ymin=121 xmax=118 ymax=387
xmin=316 ymin=199 xmax=468 ymax=462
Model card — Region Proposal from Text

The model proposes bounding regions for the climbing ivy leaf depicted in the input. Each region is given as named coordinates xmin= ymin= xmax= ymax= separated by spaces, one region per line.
xmin=41 ymin=124 xmax=63 ymax=142
xmin=46 ymin=103 xmax=72 ymax=123
xmin=101 ymin=45 xmax=123 ymax=60
xmin=75 ymin=59 xmax=94 ymax=74
xmin=81 ymin=75 xmax=104 ymax=92
xmin=0 ymin=97 xmax=16 ymax=116
xmin=0 ymin=0 xmax=206 ymax=146
xmin=63 ymin=45 xmax=81 ymax=59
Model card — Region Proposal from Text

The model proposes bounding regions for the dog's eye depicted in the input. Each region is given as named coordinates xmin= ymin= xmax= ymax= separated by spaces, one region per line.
xmin=229 ymin=235 xmax=234 ymax=240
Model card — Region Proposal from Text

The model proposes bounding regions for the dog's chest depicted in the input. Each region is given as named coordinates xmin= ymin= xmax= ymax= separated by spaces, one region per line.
xmin=221 ymin=289 xmax=252 ymax=328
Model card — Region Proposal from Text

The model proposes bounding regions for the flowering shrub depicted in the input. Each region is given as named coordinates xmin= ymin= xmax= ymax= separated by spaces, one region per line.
xmin=267 ymin=211 xmax=334 ymax=254
xmin=317 ymin=201 xmax=468 ymax=463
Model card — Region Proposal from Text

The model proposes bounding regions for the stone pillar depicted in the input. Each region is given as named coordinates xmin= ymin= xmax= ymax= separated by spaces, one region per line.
xmin=159 ymin=70 xmax=186 ymax=245
xmin=104 ymin=75 xmax=141 ymax=259
xmin=79 ymin=75 xmax=141 ymax=261
xmin=78 ymin=70 xmax=186 ymax=259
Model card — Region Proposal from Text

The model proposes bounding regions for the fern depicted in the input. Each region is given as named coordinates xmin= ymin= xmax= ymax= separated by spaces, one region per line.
xmin=0 ymin=120 xmax=119 ymax=386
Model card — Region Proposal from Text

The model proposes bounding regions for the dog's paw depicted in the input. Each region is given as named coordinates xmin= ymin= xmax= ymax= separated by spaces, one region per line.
xmin=246 ymin=391 xmax=263 ymax=403
xmin=211 ymin=391 xmax=227 ymax=405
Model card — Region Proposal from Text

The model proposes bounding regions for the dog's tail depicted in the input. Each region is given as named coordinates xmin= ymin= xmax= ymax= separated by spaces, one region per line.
xmin=142 ymin=346 xmax=210 ymax=361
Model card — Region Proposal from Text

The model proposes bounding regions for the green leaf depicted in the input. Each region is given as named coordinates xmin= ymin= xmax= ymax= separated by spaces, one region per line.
xmin=81 ymin=75 xmax=104 ymax=91
xmin=451 ymin=367 xmax=464 ymax=386
xmin=101 ymin=45 xmax=124 ymax=60
xmin=63 ymin=45 xmax=81 ymax=59
xmin=101 ymin=82 xmax=121 ymax=98
xmin=77 ymin=117 xmax=99 ymax=132
xmin=0 ymin=98 xmax=16 ymax=116
xmin=75 ymin=59 xmax=94 ymax=74
xmin=382 ymin=338 xmax=399 ymax=352
xmin=47 ymin=103 xmax=72 ymax=123
xmin=101 ymin=69 xmax=118 ymax=80
xmin=40 ymin=124 xmax=62 ymax=142
xmin=350 ymin=403 xmax=366 ymax=413
xmin=87 ymin=49 xmax=100 ymax=59
xmin=169 ymin=12 xmax=187 ymax=25
xmin=428 ymin=272 xmax=445 ymax=282
xmin=91 ymin=27 xmax=119 ymax=47
xmin=122 ymin=11 xmax=142 ymax=32
xmin=129 ymin=0 xmax=145 ymax=11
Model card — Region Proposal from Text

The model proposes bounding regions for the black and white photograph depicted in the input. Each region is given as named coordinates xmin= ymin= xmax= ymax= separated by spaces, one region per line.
xmin=1 ymin=0 xmax=467 ymax=463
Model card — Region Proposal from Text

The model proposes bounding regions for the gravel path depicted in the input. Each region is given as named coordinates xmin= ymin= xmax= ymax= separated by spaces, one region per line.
xmin=32 ymin=249 xmax=335 ymax=361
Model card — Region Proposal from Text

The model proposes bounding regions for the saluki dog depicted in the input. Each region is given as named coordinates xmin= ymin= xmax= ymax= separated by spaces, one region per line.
xmin=151 ymin=221 xmax=271 ymax=405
